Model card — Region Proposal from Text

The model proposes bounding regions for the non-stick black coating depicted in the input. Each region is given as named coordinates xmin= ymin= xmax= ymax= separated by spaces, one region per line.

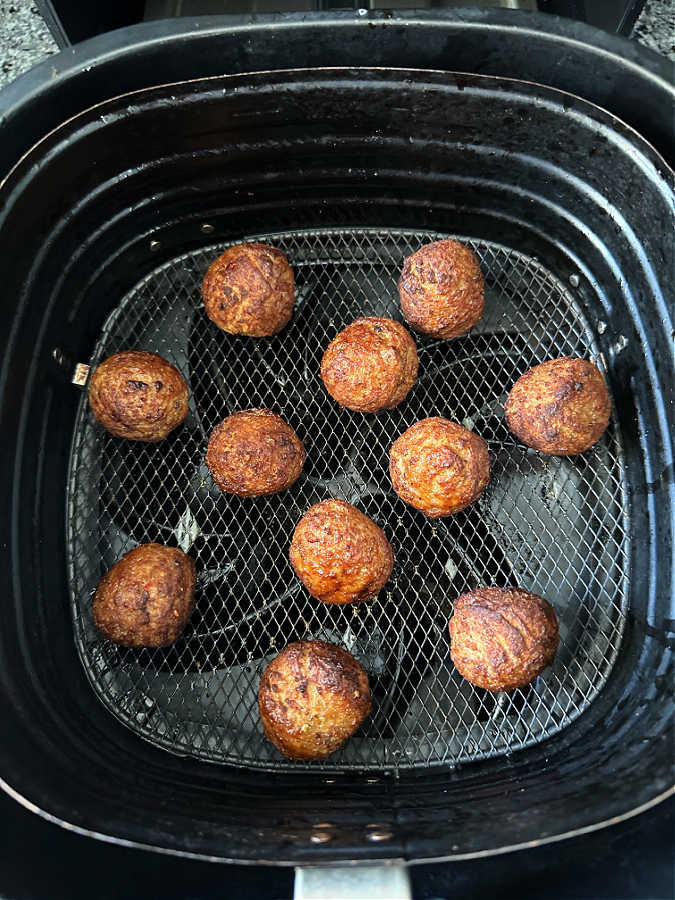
xmin=0 ymin=61 xmax=672 ymax=864
xmin=0 ymin=10 xmax=674 ymax=180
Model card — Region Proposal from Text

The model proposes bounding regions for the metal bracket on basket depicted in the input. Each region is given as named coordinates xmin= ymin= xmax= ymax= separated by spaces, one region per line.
xmin=294 ymin=865 xmax=411 ymax=900
xmin=51 ymin=348 xmax=91 ymax=388
xmin=71 ymin=362 xmax=90 ymax=387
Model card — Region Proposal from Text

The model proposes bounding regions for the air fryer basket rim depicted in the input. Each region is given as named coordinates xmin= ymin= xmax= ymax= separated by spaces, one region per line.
xmin=0 ymin=63 xmax=672 ymax=865
xmin=1 ymin=9 xmax=674 ymax=178
xmin=1 ymin=774 xmax=673 ymax=867
xmin=2 ymin=64 xmax=673 ymax=197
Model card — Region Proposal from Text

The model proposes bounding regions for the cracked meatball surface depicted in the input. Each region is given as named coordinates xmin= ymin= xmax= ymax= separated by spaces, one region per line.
xmin=320 ymin=317 xmax=418 ymax=413
xmin=93 ymin=543 xmax=196 ymax=648
xmin=289 ymin=499 xmax=394 ymax=605
xmin=449 ymin=586 xmax=559 ymax=692
xmin=258 ymin=640 xmax=372 ymax=760
xmin=88 ymin=350 xmax=188 ymax=441
xmin=505 ymin=357 xmax=611 ymax=456
xmin=398 ymin=239 xmax=485 ymax=339
xmin=202 ymin=242 xmax=294 ymax=337
xmin=389 ymin=417 xmax=490 ymax=517
xmin=206 ymin=409 xmax=305 ymax=497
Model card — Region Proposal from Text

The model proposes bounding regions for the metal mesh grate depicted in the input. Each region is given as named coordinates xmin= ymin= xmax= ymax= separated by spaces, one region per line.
xmin=66 ymin=229 xmax=629 ymax=772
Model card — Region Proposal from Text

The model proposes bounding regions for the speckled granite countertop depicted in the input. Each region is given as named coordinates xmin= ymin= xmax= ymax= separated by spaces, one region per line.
xmin=0 ymin=1 xmax=57 ymax=88
xmin=0 ymin=0 xmax=673 ymax=89
xmin=633 ymin=0 xmax=675 ymax=57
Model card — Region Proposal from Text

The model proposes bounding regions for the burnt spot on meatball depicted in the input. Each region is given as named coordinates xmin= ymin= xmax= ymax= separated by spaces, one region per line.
xmin=88 ymin=350 xmax=189 ymax=442
xmin=505 ymin=357 xmax=611 ymax=455
xmin=320 ymin=317 xmax=418 ymax=413
xmin=93 ymin=543 xmax=196 ymax=648
xmin=289 ymin=499 xmax=394 ymax=605
xmin=206 ymin=408 xmax=305 ymax=497
xmin=389 ymin=417 xmax=490 ymax=517
xmin=202 ymin=243 xmax=295 ymax=337
xmin=398 ymin=239 xmax=484 ymax=339
xmin=258 ymin=639 xmax=372 ymax=760
xmin=449 ymin=586 xmax=559 ymax=692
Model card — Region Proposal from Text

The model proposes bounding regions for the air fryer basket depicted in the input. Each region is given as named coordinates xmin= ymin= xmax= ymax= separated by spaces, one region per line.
xmin=68 ymin=230 xmax=628 ymax=773
xmin=0 ymin=59 xmax=672 ymax=864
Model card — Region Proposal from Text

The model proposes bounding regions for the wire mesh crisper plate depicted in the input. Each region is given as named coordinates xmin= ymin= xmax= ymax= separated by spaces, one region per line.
xmin=67 ymin=229 xmax=629 ymax=772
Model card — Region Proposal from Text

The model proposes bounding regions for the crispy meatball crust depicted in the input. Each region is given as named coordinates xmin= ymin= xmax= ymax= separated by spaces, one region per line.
xmin=206 ymin=409 xmax=305 ymax=497
xmin=258 ymin=640 xmax=372 ymax=760
xmin=320 ymin=317 xmax=419 ymax=413
xmin=389 ymin=417 xmax=490 ymax=517
xmin=505 ymin=357 xmax=611 ymax=456
xmin=88 ymin=350 xmax=188 ymax=442
xmin=202 ymin=242 xmax=295 ymax=337
xmin=93 ymin=543 xmax=196 ymax=648
xmin=449 ymin=586 xmax=559 ymax=691
xmin=398 ymin=239 xmax=485 ymax=339
xmin=289 ymin=500 xmax=394 ymax=605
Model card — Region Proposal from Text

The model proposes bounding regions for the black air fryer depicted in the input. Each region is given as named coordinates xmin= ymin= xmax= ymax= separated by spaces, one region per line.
xmin=0 ymin=9 xmax=672 ymax=900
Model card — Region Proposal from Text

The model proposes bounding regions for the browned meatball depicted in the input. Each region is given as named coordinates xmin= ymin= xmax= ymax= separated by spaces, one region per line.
xmin=93 ymin=543 xmax=196 ymax=648
xmin=206 ymin=409 xmax=305 ymax=497
xmin=202 ymin=243 xmax=294 ymax=337
xmin=320 ymin=317 xmax=418 ymax=413
xmin=258 ymin=640 xmax=372 ymax=760
xmin=289 ymin=500 xmax=394 ymax=605
xmin=398 ymin=239 xmax=485 ymax=339
xmin=88 ymin=350 xmax=188 ymax=442
xmin=449 ymin=586 xmax=559 ymax=691
xmin=389 ymin=417 xmax=490 ymax=518
xmin=504 ymin=357 xmax=611 ymax=456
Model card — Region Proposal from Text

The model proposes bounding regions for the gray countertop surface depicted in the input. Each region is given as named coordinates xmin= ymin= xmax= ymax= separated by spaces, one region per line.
xmin=632 ymin=0 xmax=675 ymax=57
xmin=0 ymin=1 xmax=57 ymax=88
xmin=0 ymin=0 xmax=673 ymax=89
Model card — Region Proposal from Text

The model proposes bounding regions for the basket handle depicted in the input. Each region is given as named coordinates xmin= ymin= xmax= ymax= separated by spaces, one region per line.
xmin=294 ymin=865 xmax=411 ymax=900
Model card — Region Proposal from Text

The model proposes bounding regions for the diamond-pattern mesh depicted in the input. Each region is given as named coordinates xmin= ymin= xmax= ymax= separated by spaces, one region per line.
xmin=66 ymin=229 xmax=629 ymax=772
